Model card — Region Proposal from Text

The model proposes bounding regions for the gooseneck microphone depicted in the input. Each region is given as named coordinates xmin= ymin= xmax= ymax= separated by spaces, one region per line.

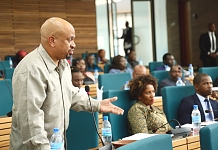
xmin=205 ymin=110 xmax=218 ymax=113
xmin=152 ymin=119 xmax=191 ymax=137
xmin=85 ymin=85 xmax=105 ymax=147
xmin=152 ymin=119 xmax=181 ymax=133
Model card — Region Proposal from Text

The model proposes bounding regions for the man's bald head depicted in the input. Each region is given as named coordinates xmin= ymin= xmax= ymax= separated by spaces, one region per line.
xmin=133 ymin=65 xmax=147 ymax=79
xmin=40 ymin=17 xmax=76 ymax=64
xmin=41 ymin=17 xmax=74 ymax=44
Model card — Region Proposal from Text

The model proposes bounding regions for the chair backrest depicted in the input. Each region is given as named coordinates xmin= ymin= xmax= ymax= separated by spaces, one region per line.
xmin=198 ymin=67 xmax=218 ymax=81
xmin=103 ymin=90 xmax=136 ymax=141
xmin=103 ymin=64 xmax=111 ymax=73
xmin=0 ymin=117 xmax=12 ymax=149
xmin=66 ymin=110 xmax=99 ymax=150
xmin=161 ymin=85 xmax=195 ymax=128
xmin=116 ymin=134 xmax=173 ymax=150
xmin=200 ymin=123 xmax=218 ymax=150
xmin=4 ymin=68 xmax=14 ymax=80
xmin=0 ymin=79 xmax=13 ymax=116
xmin=0 ymin=61 xmax=10 ymax=70
xmin=149 ymin=61 xmax=164 ymax=72
xmin=98 ymin=73 xmax=131 ymax=91
xmin=151 ymin=70 xmax=169 ymax=95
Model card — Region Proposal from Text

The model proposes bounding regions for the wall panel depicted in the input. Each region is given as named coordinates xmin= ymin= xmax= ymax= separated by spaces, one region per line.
xmin=0 ymin=0 xmax=97 ymax=60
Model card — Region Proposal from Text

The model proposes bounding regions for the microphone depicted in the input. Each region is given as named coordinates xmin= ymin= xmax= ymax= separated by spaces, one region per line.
xmin=85 ymin=85 xmax=107 ymax=148
xmin=152 ymin=119 xmax=181 ymax=133
xmin=205 ymin=110 xmax=218 ymax=113
xmin=153 ymin=119 xmax=191 ymax=138
xmin=85 ymin=85 xmax=90 ymax=95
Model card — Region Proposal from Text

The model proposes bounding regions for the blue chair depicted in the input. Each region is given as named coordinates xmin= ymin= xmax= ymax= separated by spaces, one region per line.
xmin=98 ymin=73 xmax=131 ymax=91
xmin=103 ymin=64 xmax=111 ymax=73
xmin=4 ymin=68 xmax=14 ymax=80
xmin=0 ymin=61 xmax=10 ymax=70
xmin=161 ymin=85 xmax=195 ymax=128
xmin=149 ymin=61 xmax=164 ymax=72
xmin=66 ymin=110 xmax=99 ymax=150
xmin=0 ymin=79 xmax=13 ymax=116
xmin=5 ymin=55 xmax=15 ymax=61
xmin=151 ymin=70 xmax=169 ymax=95
xmin=198 ymin=67 xmax=218 ymax=82
xmin=116 ymin=134 xmax=173 ymax=150
xmin=200 ymin=123 xmax=218 ymax=150
xmin=103 ymin=90 xmax=136 ymax=141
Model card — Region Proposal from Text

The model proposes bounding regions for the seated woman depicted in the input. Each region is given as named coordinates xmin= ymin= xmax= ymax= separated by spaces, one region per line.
xmin=85 ymin=54 xmax=103 ymax=72
xmin=72 ymin=57 xmax=95 ymax=85
xmin=128 ymin=74 xmax=171 ymax=134
xmin=98 ymin=49 xmax=110 ymax=64
xmin=108 ymin=55 xmax=132 ymax=74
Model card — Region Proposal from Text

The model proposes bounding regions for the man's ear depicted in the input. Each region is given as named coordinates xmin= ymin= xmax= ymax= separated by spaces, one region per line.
xmin=48 ymin=36 xmax=56 ymax=47
xmin=194 ymin=84 xmax=198 ymax=91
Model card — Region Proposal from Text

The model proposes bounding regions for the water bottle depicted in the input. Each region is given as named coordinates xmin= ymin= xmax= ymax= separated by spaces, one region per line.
xmin=94 ymin=69 xmax=99 ymax=84
xmin=176 ymin=77 xmax=184 ymax=86
xmin=50 ymin=128 xmax=64 ymax=150
xmin=124 ymin=81 xmax=130 ymax=90
xmin=9 ymin=57 xmax=13 ymax=68
xmin=165 ymin=65 xmax=170 ymax=71
xmin=102 ymin=116 xmax=112 ymax=145
xmin=188 ymin=64 xmax=194 ymax=78
xmin=139 ymin=58 xmax=143 ymax=65
xmin=191 ymin=105 xmax=201 ymax=136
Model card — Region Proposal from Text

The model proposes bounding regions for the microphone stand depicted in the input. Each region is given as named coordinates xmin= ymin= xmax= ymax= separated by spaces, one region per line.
xmin=153 ymin=119 xmax=191 ymax=138
xmin=85 ymin=86 xmax=113 ymax=150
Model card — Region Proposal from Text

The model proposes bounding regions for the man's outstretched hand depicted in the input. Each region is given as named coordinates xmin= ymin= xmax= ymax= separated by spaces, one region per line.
xmin=100 ymin=97 xmax=124 ymax=115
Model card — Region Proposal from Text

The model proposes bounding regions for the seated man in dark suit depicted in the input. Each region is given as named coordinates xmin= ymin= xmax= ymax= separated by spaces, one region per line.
xmin=159 ymin=65 xmax=191 ymax=95
xmin=178 ymin=73 xmax=218 ymax=125
xmin=155 ymin=53 xmax=175 ymax=71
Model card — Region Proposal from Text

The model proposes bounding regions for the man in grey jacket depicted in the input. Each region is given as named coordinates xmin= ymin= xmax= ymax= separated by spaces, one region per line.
xmin=10 ymin=17 xmax=124 ymax=150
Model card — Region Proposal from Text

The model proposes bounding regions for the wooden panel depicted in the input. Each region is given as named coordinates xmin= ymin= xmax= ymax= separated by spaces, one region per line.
xmin=172 ymin=137 xmax=187 ymax=147
xmin=0 ymin=0 xmax=97 ymax=60
xmin=186 ymin=135 xmax=200 ymax=150
xmin=0 ymin=117 xmax=12 ymax=149
xmin=153 ymin=96 xmax=163 ymax=110
xmin=173 ymin=145 xmax=187 ymax=150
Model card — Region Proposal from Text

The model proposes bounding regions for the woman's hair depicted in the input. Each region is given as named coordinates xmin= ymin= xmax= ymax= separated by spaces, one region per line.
xmin=109 ymin=55 xmax=124 ymax=70
xmin=129 ymin=74 xmax=158 ymax=100
xmin=72 ymin=57 xmax=84 ymax=67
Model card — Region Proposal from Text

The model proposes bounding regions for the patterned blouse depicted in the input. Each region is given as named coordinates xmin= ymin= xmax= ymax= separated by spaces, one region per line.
xmin=127 ymin=101 xmax=171 ymax=135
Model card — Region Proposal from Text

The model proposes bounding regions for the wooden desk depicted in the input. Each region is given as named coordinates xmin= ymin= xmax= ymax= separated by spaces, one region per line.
xmin=0 ymin=117 xmax=12 ymax=150
xmin=90 ymin=135 xmax=200 ymax=150
xmin=185 ymin=77 xmax=194 ymax=84
xmin=153 ymin=96 xmax=163 ymax=110
xmin=172 ymin=138 xmax=187 ymax=150
xmin=186 ymin=135 xmax=200 ymax=150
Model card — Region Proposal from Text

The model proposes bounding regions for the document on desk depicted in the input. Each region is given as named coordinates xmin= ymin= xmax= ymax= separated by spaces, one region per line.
xmin=122 ymin=133 xmax=158 ymax=141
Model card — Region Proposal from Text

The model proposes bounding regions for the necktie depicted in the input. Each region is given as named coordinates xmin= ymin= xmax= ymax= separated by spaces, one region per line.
xmin=205 ymin=99 xmax=214 ymax=121
xmin=212 ymin=32 xmax=215 ymax=50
